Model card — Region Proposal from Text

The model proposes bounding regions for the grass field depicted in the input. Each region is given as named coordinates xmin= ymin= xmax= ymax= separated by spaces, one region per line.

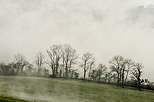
xmin=0 ymin=96 xmax=27 ymax=102
xmin=0 ymin=76 xmax=153 ymax=102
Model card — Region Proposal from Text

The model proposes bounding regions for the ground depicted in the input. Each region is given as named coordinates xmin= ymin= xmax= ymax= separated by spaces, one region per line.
xmin=0 ymin=76 xmax=153 ymax=102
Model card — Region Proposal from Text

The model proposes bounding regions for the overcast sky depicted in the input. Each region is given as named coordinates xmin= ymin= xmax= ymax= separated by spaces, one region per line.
xmin=0 ymin=0 xmax=154 ymax=81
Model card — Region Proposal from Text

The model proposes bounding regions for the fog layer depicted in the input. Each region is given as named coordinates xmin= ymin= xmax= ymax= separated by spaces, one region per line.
xmin=0 ymin=0 xmax=154 ymax=81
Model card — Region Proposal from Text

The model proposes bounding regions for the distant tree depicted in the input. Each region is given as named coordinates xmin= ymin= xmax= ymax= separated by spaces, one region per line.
xmin=104 ymin=72 xmax=112 ymax=83
xmin=7 ymin=63 xmax=16 ymax=75
xmin=25 ymin=63 xmax=34 ymax=76
xmin=0 ymin=62 xmax=17 ymax=76
xmin=109 ymin=55 xmax=124 ymax=84
xmin=96 ymin=64 xmax=107 ymax=82
xmin=70 ymin=69 xmax=77 ymax=78
xmin=125 ymin=59 xmax=135 ymax=82
xmin=14 ymin=54 xmax=28 ymax=73
xmin=62 ymin=44 xmax=78 ymax=78
xmin=59 ymin=64 xmax=63 ymax=77
xmin=132 ymin=63 xmax=143 ymax=88
xmin=42 ymin=68 xmax=49 ymax=77
xmin=34 ymin=51 xmax=45 ymax=76
xmin=0 ymin=63 xmax=7 ymax=75
xmin=74 ymin=71 xmax=79 ymax=79
xmin=88 ymin=59 xmax=95 ymax=80
xmin=81 ymin=52 xmax=95 ymax=80
xmin=90 ymin=69 xmax=97 ymax=81
xmin=47 ymin=45 xmax=62 ymax=77
xmin=111 ymin=73 xmax=117 ymax=83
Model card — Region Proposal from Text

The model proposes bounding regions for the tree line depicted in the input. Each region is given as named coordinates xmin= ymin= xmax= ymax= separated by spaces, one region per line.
xmin=0 ymin=44 xmax=153 ymax=90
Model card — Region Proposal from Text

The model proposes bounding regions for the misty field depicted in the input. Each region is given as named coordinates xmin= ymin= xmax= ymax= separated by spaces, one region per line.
xmin=0 ymin=76 xmax=153 ymax=102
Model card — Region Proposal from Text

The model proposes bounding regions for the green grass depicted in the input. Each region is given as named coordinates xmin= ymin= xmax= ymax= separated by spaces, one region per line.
xmin=0 ymin=76 xmax=153 ymax=102
xmin=0 ymin=96 xmax=28 ymax=102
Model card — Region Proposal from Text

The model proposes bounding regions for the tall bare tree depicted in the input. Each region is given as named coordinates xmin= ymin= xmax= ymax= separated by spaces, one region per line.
xmin=132 ymin=63 xmax=143 ymax=88
xmin=62 ymin=44 xmax=78 ymax=78
xmin=109 ymin=55 xmax=124 ymax=84
xmin=34 ymin=51 xmax=45 ymax=76
xmin=47 ymin=45 xmax=62 ymax=77
xmin=14 ymin=54 xmax=28 ymax=73
xmin=125 ymin=59 xmax=135 ymax=82
xmin=81 ymin=52 xmax=95 ymax=80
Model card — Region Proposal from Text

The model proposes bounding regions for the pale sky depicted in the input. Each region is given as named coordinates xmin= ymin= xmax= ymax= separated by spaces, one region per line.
xmin=0 ymin=0 xmax=154 ymax=81
xmin=139 ymin=0 xmax=154 ymax=6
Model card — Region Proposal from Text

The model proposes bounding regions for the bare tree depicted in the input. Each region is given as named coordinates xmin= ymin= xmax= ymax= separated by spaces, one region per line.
xmin=90 ymin=69 xmax=98 ymax=81
xmin=125 ymin=59 xmax=135 ymax=82
xmin=62 ymin=44 xmax=78 ymax=78
xmin=96 ymin=64 xmax=107 ymax=82
xmin=14 ymin=54 xmax=28 ymax=73
xmin=47 ymin=45 xmax=62 ymax=77
xmin=109 ymin=55 xmax=124 ymax=84
xmin=88 ymin=58 xmax=95 ymax=80
xmin=120 ymin=61 xmax=127 ymax=87
xmin=25 ymin=63 xmax=34 ymax=76
xmin=132 ymin=63 xmax=143 ymax=88
xmin=104 ymin=72 xmax=112 ymax=83
xmin=81 ymin=52 xmax=95 ymax=80
xmin=34 ymin=51 xmax=45 ymax=76
xmin=0 ymin=62 xmax=7 ymax=76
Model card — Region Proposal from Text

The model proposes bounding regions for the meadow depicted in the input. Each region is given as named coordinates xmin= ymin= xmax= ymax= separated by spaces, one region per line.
xmin=0 ymin=76 xmax=153 ymax=102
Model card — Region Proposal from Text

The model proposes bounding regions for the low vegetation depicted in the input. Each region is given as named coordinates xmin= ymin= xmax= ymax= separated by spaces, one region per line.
xmin=0 ymin=96 xmax=28 ymax=102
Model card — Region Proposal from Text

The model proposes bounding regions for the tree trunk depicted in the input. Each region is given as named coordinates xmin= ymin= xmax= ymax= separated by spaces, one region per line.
xmin=125 ymin=68 xmax=130 ymax=82
xmin=65 ymin=62 xmax=68 ymax=78
xmin=98 ymin=75 xmax=101 ymax=83
xmin=84 ymin=70 xmax=86 ymax=80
